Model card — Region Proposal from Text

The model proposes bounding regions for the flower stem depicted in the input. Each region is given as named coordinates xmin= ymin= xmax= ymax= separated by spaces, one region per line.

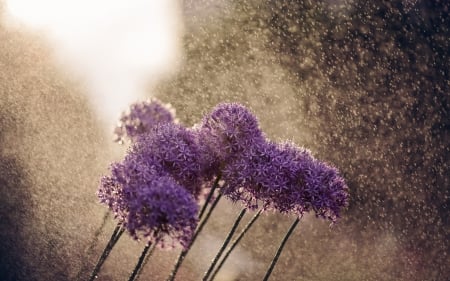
xmin=76 ymin=211 xmax=111 ymax=280
xmin=128 ymin=241 xmax=157 ymax=281
xmin=134 ymin=241 xmax=157 ymax=280
xmin=88 ymin=223 xmax=124 ymax=281
xmin=209 ymin=208 xmax=262 ymax=281
xmin=202 ymin=208 xmax=247 ymax=281
xmin=262 ymin=217 xmax=300 ymax=281
xmin=166 ymin=190 xmax=223 ymax=281
xmin=198 ymin=175 xmax=221 ymax=220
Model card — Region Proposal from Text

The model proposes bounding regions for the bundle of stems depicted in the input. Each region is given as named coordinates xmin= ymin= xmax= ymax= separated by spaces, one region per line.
xmin=129 ymin=178 xmax=301 ymax=281
xmin=166 ymin=176 xmax=222 ymax=281
xmin=91 ymin=101 xmax=348 ymax=281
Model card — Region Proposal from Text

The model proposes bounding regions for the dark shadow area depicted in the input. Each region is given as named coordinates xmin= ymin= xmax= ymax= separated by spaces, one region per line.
xmin=0 ymin=109 xmax=37 ymax=281
xmin=0 ymin=9 xmax=110 ymax=279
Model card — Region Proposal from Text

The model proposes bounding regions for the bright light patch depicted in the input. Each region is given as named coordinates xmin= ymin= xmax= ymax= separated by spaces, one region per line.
xmin=3 ymin=0 xmax=182 ymax=127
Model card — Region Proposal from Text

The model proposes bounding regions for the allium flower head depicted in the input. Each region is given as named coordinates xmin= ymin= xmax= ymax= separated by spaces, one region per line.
xmin=98 ymin=155 xmax=160 ymax=215
xmin=221 ymin=140 xmax=348 ymax=222
xmin=293 ymin=158 xmax=349 ymax=222
xmin=130 ymin=122 xmax=204 ymax=197
xmin=194 ymin=103 xmax=265 ymax=177
xmin=114 ymin=98 xmax=176 ymax=143
xmin=98 ymin=163 xmax=198 ymax=249
xmin=220 ymin=141 xmax=302 ymax=210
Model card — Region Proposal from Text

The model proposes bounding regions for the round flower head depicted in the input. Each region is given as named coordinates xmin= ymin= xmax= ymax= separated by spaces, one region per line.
xmin=195 ymin=103 xmax=265 ymax=177
xmin=259 ymin=142 xmax=316 ymax=213
xmin=292 ymin=158 xmax=349 ymax=222
xmin=98 ymin=163 xmax=198 ymax=249
xmin=130 ymin=123 xmax=204 ymax=198
xmin=221 ymin=141 xmax=349 ymax=222
xmin=124 ymin=176 xmax=198 ymax=248
xmin=261 ymin=142 xmax=348 ymax=222
xmin=98 ymin=158 xmax=163 ymax=222
xmin=114 ymin=98 xmax=176 ymax=143
xmin=220 ymin=141 xmax=304 ymax=209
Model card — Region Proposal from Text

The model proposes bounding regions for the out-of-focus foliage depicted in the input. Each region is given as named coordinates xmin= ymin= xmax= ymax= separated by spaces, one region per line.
xmin=156 ymin=0 xmax=449 ymax=280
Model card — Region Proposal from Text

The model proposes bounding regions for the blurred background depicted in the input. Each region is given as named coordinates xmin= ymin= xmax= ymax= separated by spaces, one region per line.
xmin=0 ymin=0 xmax=448 ymax=280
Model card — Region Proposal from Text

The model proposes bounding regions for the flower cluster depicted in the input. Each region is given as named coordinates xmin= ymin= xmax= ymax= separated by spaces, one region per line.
xmin=114 ymin=98 xmax=176 ymax=143
xmin=220 ymin=140 xmax=348 ymax=221
xmin=98 ymin=158 xmax=198 ymax=248
xmin=99 ymin=101 xmax=349 ymax=248
xmin=195 ymin=104 xmax=348 ymax=222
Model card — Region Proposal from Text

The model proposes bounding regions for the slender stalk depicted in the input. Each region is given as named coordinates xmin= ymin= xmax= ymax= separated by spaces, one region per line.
xmin=198 ymin=175 xmax=221 ymax=220
xmin=88 ymin=223 xmax=125 ymax=281
xmin=134 ymin=242 xmax=157 ymax=281
xmin=202 ymin=208 xmax=247 ymax=281
xmin=209 ymin=208 xmax=262 ymax=281
xmin=76 ymin=211 xmax=111 ymax=280
xmin=88 ymin=211 xmax=111 ymax=252
xmin=128 ymin=241 xmax=157 ymax=281
xmin=166 ymin=192 xmax=223 ymax=281
xmin=262 ymin=217 xmax=300 ymax=281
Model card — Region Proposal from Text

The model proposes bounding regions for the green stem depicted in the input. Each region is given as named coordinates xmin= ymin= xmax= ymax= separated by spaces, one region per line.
xmin=128 ymin=241 xmax=157 ymax=281
xmin=88 ymin=223 xmax=125 ymax=281
xmin=262 ymin=217 xmax=300 ymax=281
xmin=166 ymin=192 xmax=223 ymax=281
xmin=209 ymin=208 xmax=262 ymax=281
xmin=202 ymin=208 xmax=247 ymax=281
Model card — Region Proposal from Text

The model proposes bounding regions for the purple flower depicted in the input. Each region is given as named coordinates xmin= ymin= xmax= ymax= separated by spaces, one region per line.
xmin=129 ymin=123 xmax=204 ymax=198
xmin=194 ymin=103 xmax=266 ymax=178
xmin=98 ymin=158 xmax=159 ymax=217
xmin=221 ymin=141 xmax=349 ymax=222
xmin=293 ymin=158 xmax=349 ymax=222
xmin=98 ymin=162 xmax=198 ymax=248
xmin=220 ymin=141 xmax=298 ymax=210
xmin=114 ymin=98 xmax=176 ymax=143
